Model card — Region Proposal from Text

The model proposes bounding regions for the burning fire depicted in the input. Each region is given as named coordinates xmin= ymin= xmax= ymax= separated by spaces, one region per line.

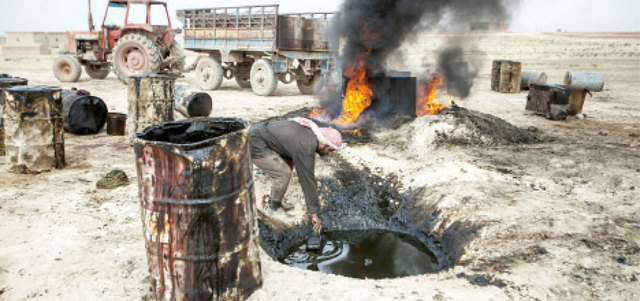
xmin=333 ymin=60 xmax=373 ymax=125
xmin=340 ymin=129 xmax=363 ymax=137
xmin=417 ymin=76 xmax=453 ymax=116
xmin=308 ymin=108 xmax=327 ymax=118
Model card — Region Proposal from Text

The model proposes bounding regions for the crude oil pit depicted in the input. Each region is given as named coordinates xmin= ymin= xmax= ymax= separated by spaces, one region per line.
xmin=281 ymin=230 xmax=438 ymax=279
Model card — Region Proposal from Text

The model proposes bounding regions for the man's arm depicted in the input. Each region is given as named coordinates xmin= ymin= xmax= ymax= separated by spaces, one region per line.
xmin=292 ymin=149 xmax=319 ymax=214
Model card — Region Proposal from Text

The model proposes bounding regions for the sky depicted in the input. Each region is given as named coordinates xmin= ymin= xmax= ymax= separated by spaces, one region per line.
xmin=0 ymin=0 xmax=638 ymax=34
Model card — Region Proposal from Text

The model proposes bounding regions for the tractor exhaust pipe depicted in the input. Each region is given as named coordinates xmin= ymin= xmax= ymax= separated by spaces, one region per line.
xmin=88 ymin=0 xmax=95 ymax=32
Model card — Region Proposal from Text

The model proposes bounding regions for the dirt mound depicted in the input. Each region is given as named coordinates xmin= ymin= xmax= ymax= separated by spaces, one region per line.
xmin=376 ymin=106 xmax=542 ymax=154
xmin=435 ymin=106 xmax=542 ymax=146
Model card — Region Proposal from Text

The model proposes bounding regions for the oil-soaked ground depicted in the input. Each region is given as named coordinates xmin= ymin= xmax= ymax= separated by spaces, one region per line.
xmin=258 ymin=155 xmax=450 ymax=276
xmin=281 ymin=230 xmax=439 ymax=279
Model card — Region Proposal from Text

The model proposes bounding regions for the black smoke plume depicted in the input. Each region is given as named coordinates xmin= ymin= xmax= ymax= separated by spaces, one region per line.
xmin=330 ymin=0 xmax=521 ymax=100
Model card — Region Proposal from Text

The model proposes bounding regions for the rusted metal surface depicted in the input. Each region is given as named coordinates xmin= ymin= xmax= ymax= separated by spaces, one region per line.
xmin=133 ymin=118 xmax=262 ymax=300
xmin=278 ymin=16 xmax=305 ymax=50
xmin=568 ymin=89 xmax=588 ymax=116
xmin=61 ymin=89 xmax=108 ymax=135
xmin=491 ymin=60 xmax=521 ymax=93
xmin=278 ymin=15 xmax=332 ymax=51
xmin=0 ymin=76 xmax=28 ymax=157
xmin=0 ymin=86 xmax=65 ymax=173
xmin=526 ymin=84 xmax=570 ymax=120
xmin=520 ymin=71 xmax=547 ymax=90
xmin=564 ymin=71 xmax=604 ymax=92
xmin=174 ymin=84 xmax=212 ymax=118
xmin=126 ymin=74 xmax=175 ymax=137
xmin=106 ymin=112 xmax=127 ymax=136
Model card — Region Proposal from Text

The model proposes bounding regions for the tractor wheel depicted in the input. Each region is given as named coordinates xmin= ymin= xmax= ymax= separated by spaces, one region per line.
xmin=195 ymin=56 xmax=223 ymax=90
xmin=85 ymin=64 xmax=110 ymax=79
xmin=250 ymin=58 xmax=278 ymax=96
xmin=169 ymin=41 xmax=186 ymax=72
xmin=53 ymin=55 xmax=82 ymax=82
xmin=296 ymin=72 xmax=324 ymax=95
xmin=112 ymin=33 xmax=161 ymax=84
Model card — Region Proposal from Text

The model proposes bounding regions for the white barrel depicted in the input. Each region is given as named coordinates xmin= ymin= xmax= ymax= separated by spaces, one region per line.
xmin=564 ymin=72 xmax=604 ymax=92
xmin=520 ymin=71 xmax=547 ymax=90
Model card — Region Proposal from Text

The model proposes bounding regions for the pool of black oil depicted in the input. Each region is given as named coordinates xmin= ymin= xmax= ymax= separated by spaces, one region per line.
xmin=280 ymin=230 xmax=439 ymax=279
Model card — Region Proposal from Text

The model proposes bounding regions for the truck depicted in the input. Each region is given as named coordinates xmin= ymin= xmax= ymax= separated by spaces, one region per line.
xmin=176 ymin=5 xmax=336 ymax=96
xmin=53 ymin=0 xmax=184 ymax=84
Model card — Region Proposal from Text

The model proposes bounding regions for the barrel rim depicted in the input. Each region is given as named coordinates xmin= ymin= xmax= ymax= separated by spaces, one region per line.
xmin=132 ymin=117 xmax=249 ymax=149
xmin=1 ymin=85 xmax=62 ymax=93
xmin=107 ymin=112 xmax=127 ymax=119
xmin=0 ymin=78 xmax=28 ymax=85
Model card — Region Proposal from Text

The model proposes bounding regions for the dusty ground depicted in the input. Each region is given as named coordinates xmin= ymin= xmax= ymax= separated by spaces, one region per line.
xmin=0 ymin=32 xmax=639 ymax=300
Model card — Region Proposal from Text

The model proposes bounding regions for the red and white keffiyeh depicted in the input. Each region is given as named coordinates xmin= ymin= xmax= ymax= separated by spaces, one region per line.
xmin=290 ymin=117 xmax=344 ymax=150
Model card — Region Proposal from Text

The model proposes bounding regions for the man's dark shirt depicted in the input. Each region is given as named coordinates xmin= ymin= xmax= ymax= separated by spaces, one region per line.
xmin=249 ymin=120 xmax=320 ymax=213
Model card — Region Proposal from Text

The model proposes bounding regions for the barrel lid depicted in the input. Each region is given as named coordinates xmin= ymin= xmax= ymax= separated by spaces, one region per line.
xmin=133 ymin=118 xmax=248 ymax=148
xmin=2 ymin=85 xmax=62 ymax=93
xmin=0 ymin=77 xmax=28 ymax=86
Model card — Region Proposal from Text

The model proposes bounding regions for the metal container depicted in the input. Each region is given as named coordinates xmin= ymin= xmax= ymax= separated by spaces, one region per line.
xmin=106 ymin=113 xmax=127 ymax=136
xmin=127 ymin=74 xmax=175 ymax=138
xmin=564 ymin=71 xmax=604 ymax=92
xmin=491 ymin=60 xmax=521 ymax=93
xmin=520 ymin=71 xmax=547 ymax=91
xmin=174 ymin=84 xmax=212 ymax=117
xmin=0 ymin=86 xmax=65 ymax=173
xmin=342 ymin=72 xmax=417 ymax=119
xmin=61 ymin=90 xmax=108 ymax=135
xmin=278 ymin=16 xmax=305 ymax=51
xmin=0 ymin=76 xmax=28 ymax=157
xmin=133 ymin=117 xmax=262 ymax=300
xmin=526 ymin=84 xmax=570 ymax=120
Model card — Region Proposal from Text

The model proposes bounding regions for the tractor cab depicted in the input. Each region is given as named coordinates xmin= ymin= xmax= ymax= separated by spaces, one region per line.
xmin=102 ymin=0 xmax=175 ymax=51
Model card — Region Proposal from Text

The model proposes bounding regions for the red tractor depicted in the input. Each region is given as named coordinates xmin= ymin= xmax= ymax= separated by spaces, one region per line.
xmin=53 ymin=0 xmax=184 ymax=83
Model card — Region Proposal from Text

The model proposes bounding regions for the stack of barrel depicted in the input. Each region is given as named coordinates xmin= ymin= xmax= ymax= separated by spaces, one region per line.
xmin=526 ymin=72 xmax=604 ymax=120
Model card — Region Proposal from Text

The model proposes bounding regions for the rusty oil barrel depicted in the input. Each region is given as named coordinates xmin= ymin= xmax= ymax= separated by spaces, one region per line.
xmin=174 ymin=84 xmax=212 ymax=118
xmin=62 ymin=89 xmax=108 ymax=135
xmin=127 ymin=74 xmax=175 ymax=138
xmin=0 ymin=76 xmax=28 ymax=157
xmin=133 ymin=117 xmax=262 ymax=300
xmin=0 ymin=86 xmax=65 ymax=173
xmin=106 ymin=112 xmax=127 ymax=136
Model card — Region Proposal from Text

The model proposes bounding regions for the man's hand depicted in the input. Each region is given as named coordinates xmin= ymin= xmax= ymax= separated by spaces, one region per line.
xmin=311 ymin=213 xmax=323 ymax=233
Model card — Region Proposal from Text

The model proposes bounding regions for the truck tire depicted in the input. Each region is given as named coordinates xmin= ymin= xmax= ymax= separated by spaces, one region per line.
xmin=112 ymin=33 xmax=162 ymax=84
xmin=296 ymin=72 xmax=324 ymax=95
xmin=250 ymin=58 xmax=278 ymax=96
xmin=85 ymin=64 xmax=110 ymax=79
xmin=169 ymin=41 xmax=186 ymax=72
xmin=53 ymin=55 xmax=82 ymax=82
xmin=195 ymin=56 xmax=223 ymax=90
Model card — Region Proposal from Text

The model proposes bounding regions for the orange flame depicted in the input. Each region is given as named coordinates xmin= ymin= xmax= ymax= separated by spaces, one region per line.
xmin=341 ymin=129 xmax=363 ymax=137
xmin=417 ymin=76 xmax=453 ymax=116
xmin=333 ymin=60 xmax=373 ymax=125
xmin=308 ymin=108 xmax=327 ymax=118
